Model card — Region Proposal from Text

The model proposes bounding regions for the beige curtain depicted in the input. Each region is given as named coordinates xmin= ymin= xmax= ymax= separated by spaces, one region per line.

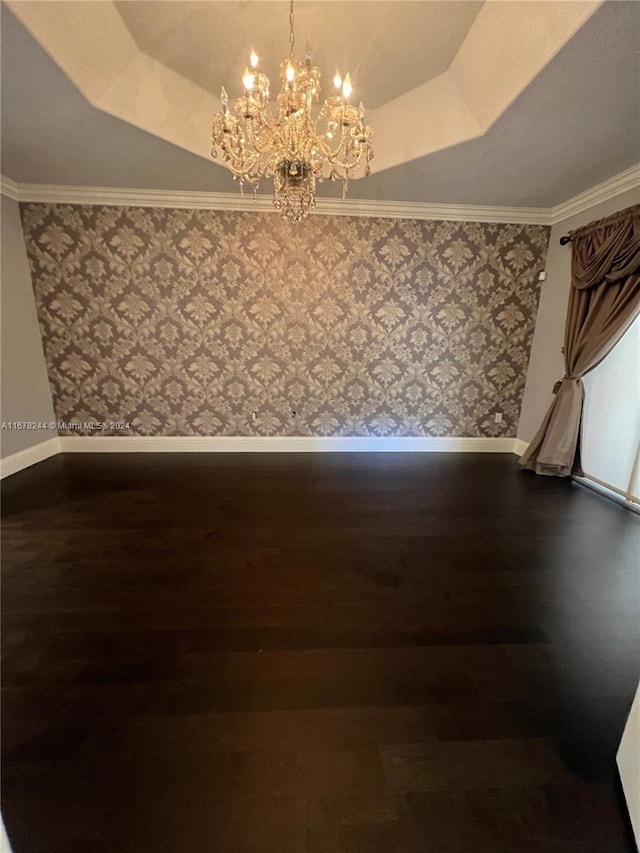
xmin=520 ymin=204 xmax=640 ymax=476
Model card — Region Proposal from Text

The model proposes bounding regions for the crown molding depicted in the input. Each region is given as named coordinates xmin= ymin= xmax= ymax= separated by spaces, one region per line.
xmin=0 ymin=179 xmax=551 ymax=225
xmin=550 ymin=163 xmax=640 ymax=224
xmin=2 ymin=164 xmax=637 ymax=225
xmin=0 ymin=175 xmax=20 ymax=201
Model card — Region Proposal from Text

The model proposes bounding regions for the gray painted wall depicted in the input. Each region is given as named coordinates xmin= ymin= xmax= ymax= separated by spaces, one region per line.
xmin=1 ymin=194 xmax=56 ymax=458
xmin=517 ymin=187 xmax=640 ymax=443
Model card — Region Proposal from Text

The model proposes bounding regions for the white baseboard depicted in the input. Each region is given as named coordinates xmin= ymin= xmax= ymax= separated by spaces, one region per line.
xmin=1 ymin=436 xmax=522 ymax=477
xmin=56 ymin=436 xmax=519 ymax=454
xmin=617 ymin=682 xmax=640 ymax=848
xmin=0 ymin=812 xmax=13 ymax=853
xmin=0 ymin=437 xmax=61 ymax=479
xmin=512 ymin=438 xmax=529 ymax=457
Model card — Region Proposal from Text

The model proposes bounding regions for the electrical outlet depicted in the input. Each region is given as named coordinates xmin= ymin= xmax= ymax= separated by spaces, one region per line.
xmin=291 ymin=410 xmax=297 ymax=419
xmin=251 ymin=411 xmax=257 ymax=422
xmin=494 ymin=413 xmax=503 ymax=424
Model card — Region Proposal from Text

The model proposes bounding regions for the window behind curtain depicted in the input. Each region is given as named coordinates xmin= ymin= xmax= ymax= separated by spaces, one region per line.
xmin=582 ymin=313 xmax=640 ymax=505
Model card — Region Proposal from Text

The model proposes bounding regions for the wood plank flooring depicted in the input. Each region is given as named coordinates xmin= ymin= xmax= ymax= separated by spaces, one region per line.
xmin=1 ymin=452 xmax=638 ymax=853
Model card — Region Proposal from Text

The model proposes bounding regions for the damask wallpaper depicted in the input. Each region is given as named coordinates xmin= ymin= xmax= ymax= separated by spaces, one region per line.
xmin=20 ymin=204 xmax=549 ymax=437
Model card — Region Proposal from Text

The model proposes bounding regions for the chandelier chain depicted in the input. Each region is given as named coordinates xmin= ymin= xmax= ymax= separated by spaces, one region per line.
xmin=289 ymin=0 xmax=295 ymax=57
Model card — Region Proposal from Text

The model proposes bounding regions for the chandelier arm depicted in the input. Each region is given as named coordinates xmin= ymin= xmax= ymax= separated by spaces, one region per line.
xmin=244 ymin=118 xmax=277 ymax=155
xmin=224 ymin=147 xmax=263 ymax=178
xmin=325 ymin=143 xmax=371 ymax=172
xmin=328 ymin=162 xmax=364 ymax=175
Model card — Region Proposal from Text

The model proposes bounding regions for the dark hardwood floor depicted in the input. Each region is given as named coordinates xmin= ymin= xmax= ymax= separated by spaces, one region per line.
xmin=2 ymin=452 xmax=638 ymax=853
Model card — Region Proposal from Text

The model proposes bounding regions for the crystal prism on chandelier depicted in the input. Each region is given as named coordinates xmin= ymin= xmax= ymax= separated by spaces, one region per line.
xmin=211 ymin=0 xmax=374 ymax=222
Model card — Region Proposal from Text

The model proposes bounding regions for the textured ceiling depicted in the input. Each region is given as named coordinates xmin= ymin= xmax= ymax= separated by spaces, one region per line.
xmin=114 ymin=1 xmax=483 ymax=110
xmin=1 ymin=2 xmax=638 ymax=207
xmin=5 ymin=0 xmax=601 ymax=173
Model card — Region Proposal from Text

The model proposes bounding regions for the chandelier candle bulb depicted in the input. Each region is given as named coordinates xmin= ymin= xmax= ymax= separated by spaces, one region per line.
xmin=210 ymin=0 xmax=373 ymax=221
xmin=242 ymin=68 xmax=254 ymax=90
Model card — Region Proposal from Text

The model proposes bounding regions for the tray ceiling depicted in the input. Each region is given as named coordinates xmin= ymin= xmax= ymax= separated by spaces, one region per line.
xmin=2 ymin=1 xmax=638 ymax=208
xmin=114 ymin=1 xmax=483 ymax=110
xmin=5 ymin=1 xmax=602 ymax=175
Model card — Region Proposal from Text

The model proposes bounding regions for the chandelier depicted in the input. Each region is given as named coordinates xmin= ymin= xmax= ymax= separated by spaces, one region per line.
xmin=211 ymin=0 xmax=374 ymax=222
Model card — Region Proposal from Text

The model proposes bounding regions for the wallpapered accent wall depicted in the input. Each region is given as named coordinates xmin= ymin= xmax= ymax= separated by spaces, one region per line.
xmin=20 ymin=204 xmax=550 ymax=437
